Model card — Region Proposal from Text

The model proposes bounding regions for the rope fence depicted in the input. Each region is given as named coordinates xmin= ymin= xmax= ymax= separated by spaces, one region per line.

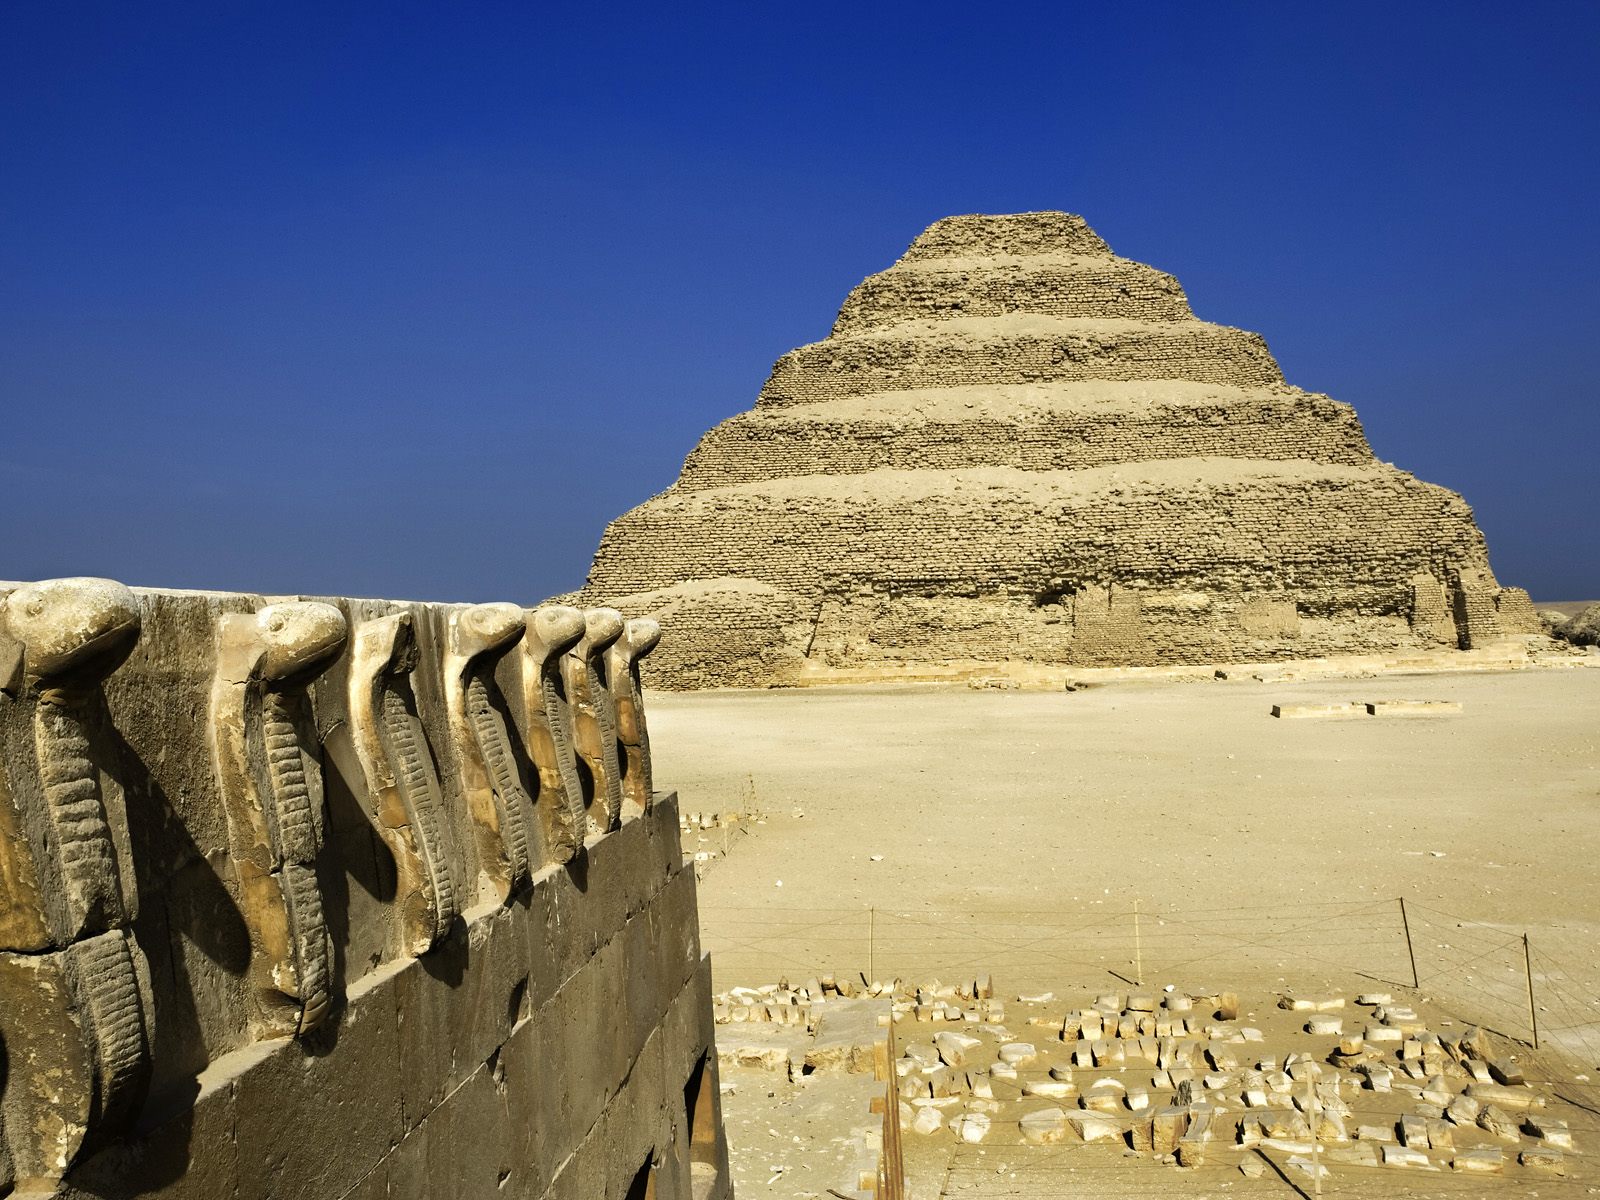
xmin=700 ymin=896 xmax=1600 ymax=1067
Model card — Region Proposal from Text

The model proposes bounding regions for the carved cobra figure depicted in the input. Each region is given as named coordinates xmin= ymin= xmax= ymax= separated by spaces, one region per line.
xmin=519 ymin=605 xmax=588 ymax=863
xmin=444 ymin=603 xmax=535 ymax=903
xmin=561 ymin=608 xmax=625 ymax=835
xmin=604 ymin=617 xmax=662 ymax=819
xmin=0 ymin=577 xmax=152 ymax=1182
xmin=347 ymin=612 xmax=458 ymax=955
xmin=210 ymin=601 xmax=346 ymax=1038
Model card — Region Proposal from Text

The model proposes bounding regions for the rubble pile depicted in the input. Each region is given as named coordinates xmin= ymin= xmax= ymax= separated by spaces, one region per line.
xmin=715 ymin=975 xmax=1580 ymax=1181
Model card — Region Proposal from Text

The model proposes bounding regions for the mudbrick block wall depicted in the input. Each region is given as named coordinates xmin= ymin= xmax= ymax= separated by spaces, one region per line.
xmin=580 ymin=212 xmax=1540 ymax=688
xmin=0 ymin=577 xmax=730 ymax=1200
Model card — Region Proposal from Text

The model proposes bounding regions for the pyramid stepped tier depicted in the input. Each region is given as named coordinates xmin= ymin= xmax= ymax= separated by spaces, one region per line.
xmin=758 ymin=315 xmax=1283 ymax=407
xmin=678 ymin=383 xmax=1373 ymax=488
xmin=579 ymin=212 xmax=1538 ymax=688
xmin=899 ymin=211 xmax=1113 ymax=260
xmin=831 ymin=253 xmax=1195 ymax=334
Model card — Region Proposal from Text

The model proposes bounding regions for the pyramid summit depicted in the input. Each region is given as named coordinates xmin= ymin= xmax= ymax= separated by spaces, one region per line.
xmin=580 ymin=211 xmax=1538 ymax=687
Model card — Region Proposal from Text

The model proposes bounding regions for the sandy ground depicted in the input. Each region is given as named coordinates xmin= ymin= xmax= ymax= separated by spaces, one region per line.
xmin=659 ymin=663 xmax=1600 ymax=1195
xmin=657 ymin=664 xmax=1599 ymax=978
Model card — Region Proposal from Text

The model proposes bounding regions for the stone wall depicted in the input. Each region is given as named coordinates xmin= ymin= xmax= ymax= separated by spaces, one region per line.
xmin=580 ymin=212 xmax=1540 ymax=688
xmin=0 ymin=578 xmax=729 ymax=1200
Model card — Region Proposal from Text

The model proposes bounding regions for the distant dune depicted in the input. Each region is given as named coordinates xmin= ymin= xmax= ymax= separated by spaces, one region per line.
xmin=1537 ymin=600 xmax=1599 ymax=617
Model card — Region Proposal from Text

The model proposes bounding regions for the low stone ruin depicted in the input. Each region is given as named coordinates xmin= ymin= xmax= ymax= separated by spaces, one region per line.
xmin=713 ymin=973 xmax=1584 ymax=1191
xmin=581 ymin=211 xmax=1542 ymax=688
xmin=0 ymin=577 xmax=727 ymax=1200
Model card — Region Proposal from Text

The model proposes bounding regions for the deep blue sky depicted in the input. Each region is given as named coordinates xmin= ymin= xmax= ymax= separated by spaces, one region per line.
xmin=3 ymin=2 xmax=1596 ymax=602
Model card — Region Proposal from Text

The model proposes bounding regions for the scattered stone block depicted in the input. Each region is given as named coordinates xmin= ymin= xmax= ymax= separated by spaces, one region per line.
xmin=1177 ymin=1110 xmax=1213 ymax=1166
xmin=1240 ymin=1070 xmax=1269 ymax=1108
xmin=1421 ymin=1075 xmax=1451 ymax=1106
xmin=1382 ymin=1144 xmax=1432 ymax=1169
xmin=1317 ymin=1112 xmax=1349 ymax=1143
xmin=1523 ymin=1114 xmax=1572 ymax=1149
xmin=1287 ymin=1155 xmax=1329 ymax=1181
xmin=951 ymin=1112 xmax=990 ymax=1143
xmin=1067 ymin=1111 xmax=1124 ymax=1143
xmin=1129 ymin=1116 xmax=1155 ymax=1152
xmin=932 ymin=1031 xmax=980 ymax=1068
xmin=1327 ymin=1143 xmax=1380 ymax=1167
xmin=911 ymin=1106 xmax=944 ymax=1136
xmin=1365 ymin=700 xmax=1462 ymax=717
xmin=1466 ymin=1081 xmax=1543 ymax=1110
xmin=1453 ymin=1147 xmax=1504 ymax=1173
xmin=1520 ymin=1145 xmax=1567 ymax=1173
xmin=1265 ymin=1111 xmax=1310 ymax=1140
xmin=1018 ymin=1107 xmax=1069 ymax=1145
xmin=1399 ymin=1114 xmax=1429 ymax=1147
xmin=1305 ymin=1017 xmax=1342 ymax=1036
xmin=997 ymin=1041 xmax=1038 ymax=1066
xmin=1092 ymin=1039 xmax=1125 ymax=1068
xmin=1425 ymin=1118 xmax=1453 ymax=1151
xmin=1477 ymin=1104 xmax=1519 ymax=1140
xmin=1022 ymin=1079 xmax=1075 ymax=1101
xmin=1151 ymin=1106 xmax=1189 ymax=1154
xmin=1487 ymin=1059 xmax=1524 ymax=1085
xmin=1271 ymin=703 xmax=1366 ymax=719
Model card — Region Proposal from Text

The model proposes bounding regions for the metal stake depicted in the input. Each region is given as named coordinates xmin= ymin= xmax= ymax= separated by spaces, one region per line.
xmin=1399 ymin=897 xmax=1419 ymax=989
xmin=1524 ymin=933 xmax=1540 ymax=1050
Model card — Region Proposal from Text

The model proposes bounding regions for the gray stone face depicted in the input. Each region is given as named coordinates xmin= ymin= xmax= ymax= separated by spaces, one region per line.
xmin=0 ymin=579 xmax=729 ymax=1200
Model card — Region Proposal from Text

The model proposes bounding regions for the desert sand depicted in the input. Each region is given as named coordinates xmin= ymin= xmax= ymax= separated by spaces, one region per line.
xmin=661 ymin=662 xmax=1599 ymax=1195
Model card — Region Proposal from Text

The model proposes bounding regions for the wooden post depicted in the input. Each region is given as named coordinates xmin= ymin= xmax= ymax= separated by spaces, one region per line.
xmin=1399 ymin=897 xmax=1419 ymax=989
xmin=1524 ymin=933 xmax=1540 ymax=1050
xmin=1133 ymin=898 xmax=1144 ymax=986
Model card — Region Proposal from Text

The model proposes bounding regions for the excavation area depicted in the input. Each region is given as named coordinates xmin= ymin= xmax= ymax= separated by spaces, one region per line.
xmin=652 ymin=661 xmax=1600 ymax=1197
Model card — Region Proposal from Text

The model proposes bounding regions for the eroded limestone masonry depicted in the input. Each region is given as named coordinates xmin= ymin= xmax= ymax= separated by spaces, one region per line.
xmin=581 ymin=212 xmax=1539 ymax=688
xmin=0 ymin=578 xmax=728 ymax=1200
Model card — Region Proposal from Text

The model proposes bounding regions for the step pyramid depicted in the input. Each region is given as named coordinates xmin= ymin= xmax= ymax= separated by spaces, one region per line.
xmin=580 ymin=212 xmax=1538 ymax=687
